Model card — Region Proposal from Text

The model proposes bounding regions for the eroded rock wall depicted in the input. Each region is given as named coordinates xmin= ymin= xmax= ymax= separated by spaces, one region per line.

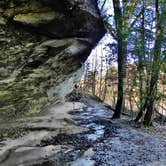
xmin=0 ymin=0 xmax=105 ymax=117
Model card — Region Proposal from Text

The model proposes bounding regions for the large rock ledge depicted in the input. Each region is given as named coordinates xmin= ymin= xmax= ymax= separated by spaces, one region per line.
xmin=0 ymin=0 xmax=105 ymax=118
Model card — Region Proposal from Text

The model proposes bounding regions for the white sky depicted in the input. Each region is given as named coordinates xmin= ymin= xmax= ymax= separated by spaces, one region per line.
xmin=83 ymin=0 xmax=116 ymax=76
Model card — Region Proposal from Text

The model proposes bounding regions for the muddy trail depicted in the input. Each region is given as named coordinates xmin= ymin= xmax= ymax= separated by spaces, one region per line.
xmin=34 ymin=104 xmax=117 ymax=166
xmin=0 ymin=101 xmax=166 ymax=166
xmin=33 ymin=103 xmax=166 ymax=166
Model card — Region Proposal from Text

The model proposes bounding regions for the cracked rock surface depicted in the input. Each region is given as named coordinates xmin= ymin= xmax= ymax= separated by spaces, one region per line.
xmin=0 ymin=0 xmax=105 ymax=118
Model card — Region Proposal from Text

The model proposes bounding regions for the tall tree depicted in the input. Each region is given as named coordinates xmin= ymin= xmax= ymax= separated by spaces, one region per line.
xmin=143 ymin=0 xmax=164 ymax=125
xmin=112 ymin=0 xmax=127 ymax=118
xmin=134 ymin=0 xmax=146 ymax=122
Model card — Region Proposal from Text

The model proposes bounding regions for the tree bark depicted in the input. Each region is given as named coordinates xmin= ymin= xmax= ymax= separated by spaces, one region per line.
xmin=143 ymin=0 xmax=163 ymax=126
xmin=112 ymin=0 xmax=127 ymax=119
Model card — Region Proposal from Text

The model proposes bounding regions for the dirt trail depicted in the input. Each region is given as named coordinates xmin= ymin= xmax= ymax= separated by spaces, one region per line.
xmin=64 ymin=103 xmax=166 ymax=166
xmin=0 ymin=101 xmax=166 ymax=166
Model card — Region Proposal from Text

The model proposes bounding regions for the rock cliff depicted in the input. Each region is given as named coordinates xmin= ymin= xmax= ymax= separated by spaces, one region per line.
xmin=0 ymin=0 xmax=105 ymax=118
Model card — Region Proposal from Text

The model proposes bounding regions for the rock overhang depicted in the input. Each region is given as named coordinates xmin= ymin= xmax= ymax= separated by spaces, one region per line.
xmin=0 ymin=0 xmax=106 ymax=118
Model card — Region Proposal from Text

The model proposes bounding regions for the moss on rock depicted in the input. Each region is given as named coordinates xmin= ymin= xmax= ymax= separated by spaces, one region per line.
xmin=0 ymin=0 xmax=105 ymax=119
xmin=13 ymin=12 xmax=64 ymax=26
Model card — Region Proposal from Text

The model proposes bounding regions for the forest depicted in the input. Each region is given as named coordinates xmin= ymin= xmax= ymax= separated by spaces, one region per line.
xmin=79 ymin=0 xmax=166 ymax=126
xmin=0 ymin=0 xmax=165 ymax=165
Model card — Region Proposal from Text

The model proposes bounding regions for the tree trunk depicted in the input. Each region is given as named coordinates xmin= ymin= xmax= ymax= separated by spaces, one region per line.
xmin=113 ymin=43 xmax=127 ymax=118
xmin=143 ymin=0 xmax=163 ymax=126
xmin=135 ymin=1 xmax=146 ymax=122
xmin=112 ymin=0 xmax=127 ymax=119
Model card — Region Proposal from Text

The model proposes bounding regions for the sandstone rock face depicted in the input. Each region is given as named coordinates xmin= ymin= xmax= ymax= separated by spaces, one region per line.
xmin=0 ymin=0 xmax=105 ymax=117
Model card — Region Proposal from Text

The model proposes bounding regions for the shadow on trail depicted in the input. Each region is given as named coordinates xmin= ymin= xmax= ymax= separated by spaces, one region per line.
xmin=35 ymin=104 xmax=117 ymax=166
xmin=32 ymin=102 xmax=166 ymax=166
